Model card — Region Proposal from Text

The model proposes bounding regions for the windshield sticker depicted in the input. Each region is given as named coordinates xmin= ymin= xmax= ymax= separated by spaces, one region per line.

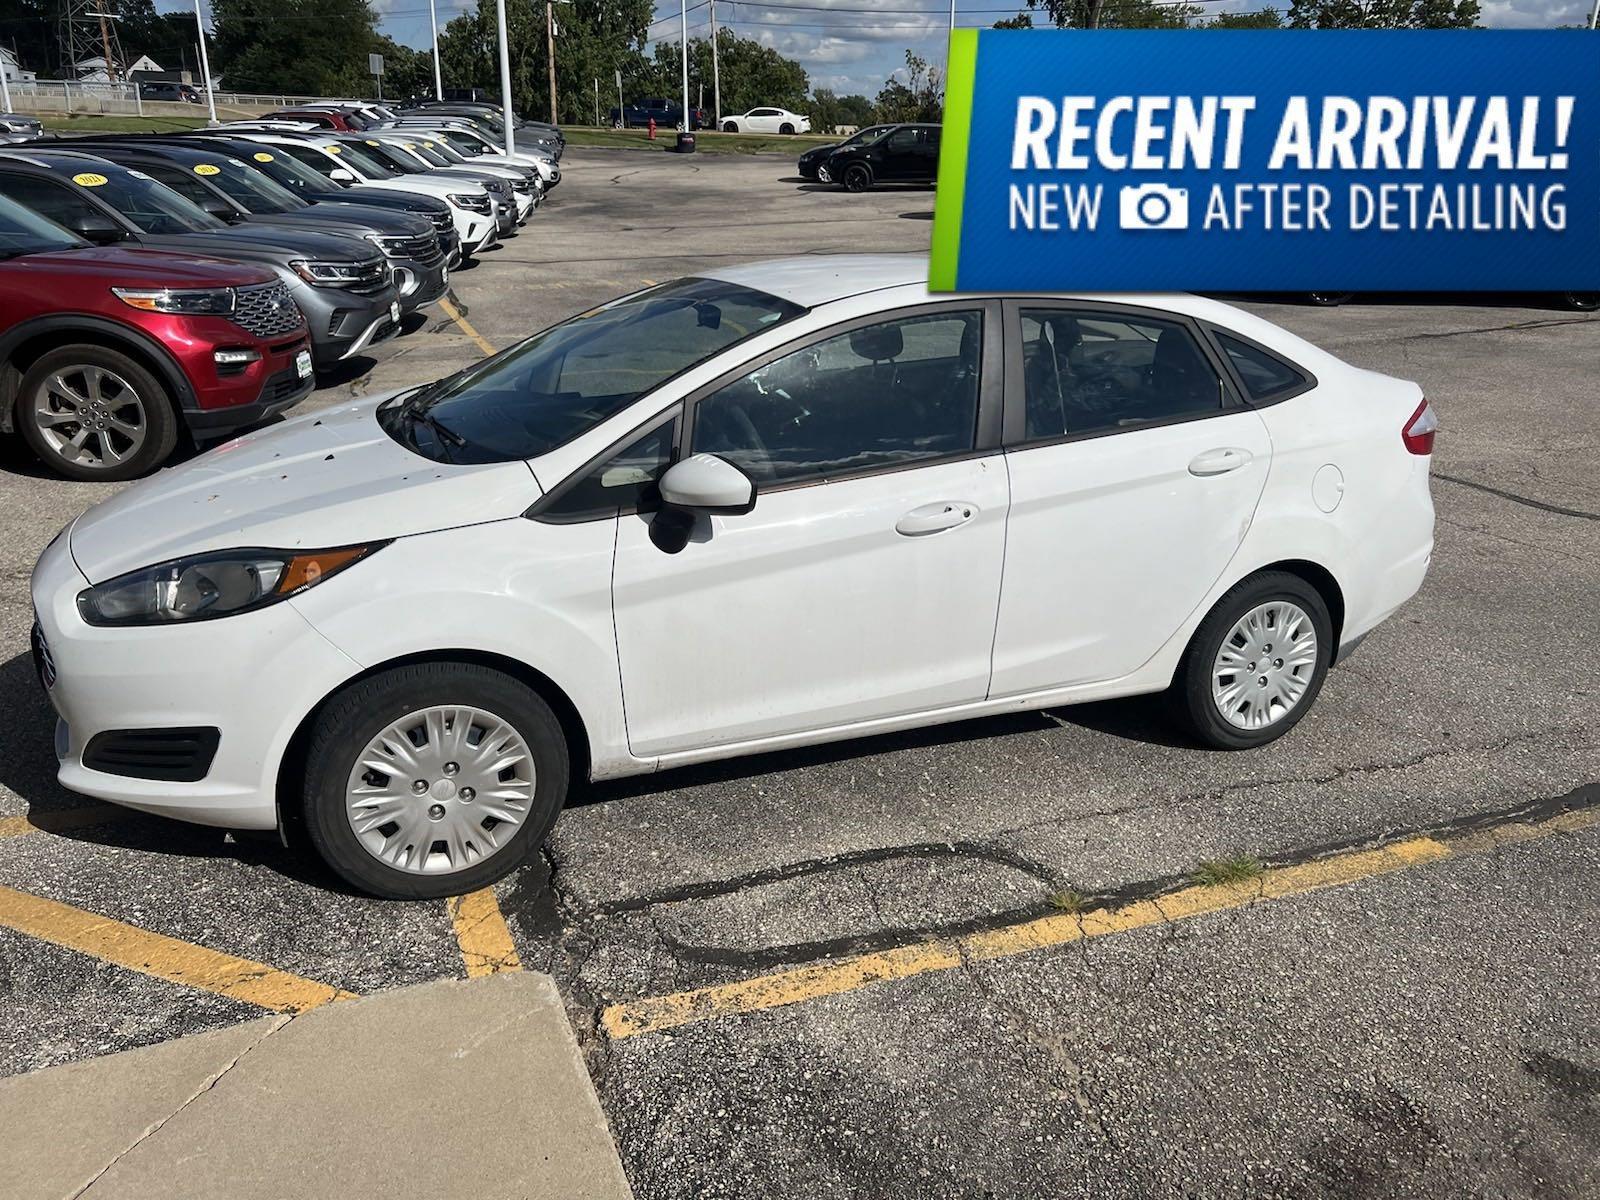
xmin=366 ymin=139 xmax=380 ymax=147
xmin=194 ymin=164 xmax=220 ymax=176
xmin=253 ymin=152 xmax=275 ymax=162
xmin=72 ymin=172 xmax=107 ymax=187
xmin=326 ymin=145 xmax=342 ymax=155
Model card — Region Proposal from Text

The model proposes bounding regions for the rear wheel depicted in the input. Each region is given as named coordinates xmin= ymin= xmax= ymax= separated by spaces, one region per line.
xmin=843 ymin=163 xmax=873 ymax=192
xmin=1306 ymin=292 xmax=1354 ymax=307
xmin=16 ymin=344 xmax=177 ymax=481
xmin=779 ymin=123 xmax=795 ymax=135
xmin=1559 ymin=293 xmax=1599 ymax=312
xmin=302 ymin=663 xmax=569 ymax=899
xmin=1169 ymin=572 xmax=1332 ymax=750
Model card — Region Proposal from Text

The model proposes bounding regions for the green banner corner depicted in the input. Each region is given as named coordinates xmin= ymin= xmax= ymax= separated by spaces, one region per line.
xmin=929 ymin=28 xmax=979 ymax=293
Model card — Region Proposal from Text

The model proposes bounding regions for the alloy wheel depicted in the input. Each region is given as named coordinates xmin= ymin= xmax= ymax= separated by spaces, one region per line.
xmin=344 ymin=704 xmax=536 ymax=876
xmin=33 ymin=365 xmax=148 ymax=472
xmin=1210 ymin=601 xmax=1319 ymax=731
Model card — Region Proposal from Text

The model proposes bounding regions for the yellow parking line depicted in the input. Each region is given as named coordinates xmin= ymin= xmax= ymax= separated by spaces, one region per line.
xmin=600 ymin=809 xmax=1597 ymax=1041
xmin=438 ymin=296 xmax=497 ymax=357
xmin=0 ymin=885 xmax=356 ymax=1013
xmin=0 ymin=805 xmax=124 ymax=839
xmin=447 ymin=887 xmax=523 ymax=978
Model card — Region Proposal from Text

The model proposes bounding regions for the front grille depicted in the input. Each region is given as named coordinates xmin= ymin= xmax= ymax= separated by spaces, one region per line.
xmin=511 ymin=179 xmax=533 ymax=194
xmin=262 ymin=363 xmax=312 ymax=404
xmin=31 ymin=621 xmax=55 ymax=691
xmin=345 ymin=260 xmax=390 ymax=296
xmin=383 ymin=232 xmax=444 ymax=266
xmin=426 ymin=210 xmax=452 ymax=233
xmin=83 ymin=727 xmax=220 ymax=783
xmin=233 ymin=282 xmax=303 ymax=338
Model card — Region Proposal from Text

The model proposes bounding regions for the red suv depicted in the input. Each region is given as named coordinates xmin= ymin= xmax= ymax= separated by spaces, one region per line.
xmin=0 ymin=195 xmax=314 ymax=480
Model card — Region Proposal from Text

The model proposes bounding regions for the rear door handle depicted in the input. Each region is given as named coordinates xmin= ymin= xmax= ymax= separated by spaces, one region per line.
xmin=895 ymin=501 xmax=976 ymax=536
xmin=1188 ymin=447 xmax=1253 ymax=477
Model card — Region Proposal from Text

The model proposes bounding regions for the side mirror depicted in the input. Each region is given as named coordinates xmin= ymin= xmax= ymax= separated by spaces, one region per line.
xmin=69 ymin=211 xmax=123 ymax=245
xmin=329 ymin=167 xmax=355 ymax=183
xmin=658 ymin=454 xmax=756 ymax=515
xmin=200 ymin=194 xmax=242 ymax=223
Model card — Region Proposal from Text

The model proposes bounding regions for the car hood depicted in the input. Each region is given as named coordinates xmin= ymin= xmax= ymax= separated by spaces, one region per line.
xmin=1 ymin=245 xmax=276 ymax=288
xmin=799 ymin=143 xmax=841 ymax=162
xmin=68 ymin=395 xmax=541 ymax=583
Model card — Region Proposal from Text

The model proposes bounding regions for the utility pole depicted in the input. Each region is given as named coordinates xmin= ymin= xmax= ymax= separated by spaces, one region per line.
xmin=427 ymin=0 xmax=442 ymax=100
xmin=709 ymin=0 xmax=720 ymax=126
xmin=97 ymin=10 xmax=116 ymax=82
xmin=0 ymin=49 xmax=11 ymax=114
xmin=545 ymin=0 xmax=557 ymax=125
xmin=494 ymin=0 xmax=514 ymax=156
xmin=192 ymin=0 xmax=216 ymax=125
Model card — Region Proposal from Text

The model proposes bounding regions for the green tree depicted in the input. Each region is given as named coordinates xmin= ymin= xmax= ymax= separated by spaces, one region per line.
xmin=874 ymin=50 xmax=942 ymax=124
xmin=1021 ymin=0 xmax=1199 ymax=28
xmin=1286 ymin=0 xmax=1479 ymax=26
xmin=1207 ymin=8 xmax=1286 ymax=25
xmin=643 ymin=30 xmax=808 ymax=121
xmin=118 ymin=0 xmax=219 ymax=76
xmin=992 ymin=12 xmax=1036 ymax=27
xmin=211 ymin=0 xmax=381 ymax=95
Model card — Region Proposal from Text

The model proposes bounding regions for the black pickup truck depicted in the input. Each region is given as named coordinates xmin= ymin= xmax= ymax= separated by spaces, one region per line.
xmin=609 ymin=97 xmax=707 ymax=131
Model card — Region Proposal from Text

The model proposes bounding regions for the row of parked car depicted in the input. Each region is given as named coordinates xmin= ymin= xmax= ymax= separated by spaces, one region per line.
xmin=0 ymin=99 xmax=563 ymax=481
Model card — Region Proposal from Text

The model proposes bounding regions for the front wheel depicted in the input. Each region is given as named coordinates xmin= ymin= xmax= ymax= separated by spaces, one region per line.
xmin=1559 ymin=293 xmax=1599 ymax=312
xmin=16 ymin=344 xmax=178 ymax=481
xmin=302 ymin=663 xmax=569 ymax=899
xmin=1306 ymin=292 xmax=1354 ymax=307
xmin=1168 ymin=572 xmax=1332 ymax=750
xmin=722 ymin=121 xmax=737 ymax=133
xmin=843 ymin=163 xmax=873 ymax=192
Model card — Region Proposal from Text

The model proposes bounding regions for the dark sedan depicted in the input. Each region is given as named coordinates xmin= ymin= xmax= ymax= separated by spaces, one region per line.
xmin=822 ymin=123 xmax=940 ymax=192
xmin=797 ymin=125 xmax=893 ymax=181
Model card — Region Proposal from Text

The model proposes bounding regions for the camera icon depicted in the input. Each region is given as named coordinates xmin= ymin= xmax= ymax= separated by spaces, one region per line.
xmin=1119 ymin=184 xmax=1189 ymax=231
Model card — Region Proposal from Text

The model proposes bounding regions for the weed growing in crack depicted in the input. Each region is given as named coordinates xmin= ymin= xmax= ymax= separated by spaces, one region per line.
xmin=1192 ymin=855 xmax=1264 ymax=886
xmin=1046 ymin=888 xmax=1087 ymax=914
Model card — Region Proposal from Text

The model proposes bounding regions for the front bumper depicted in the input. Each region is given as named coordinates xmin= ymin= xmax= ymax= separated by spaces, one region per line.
xmin=390 ymin=254 xmax=450 ymax=310
xmin=291 ymin=279 xmax=404 ymax=366
xmin=30 ymin=534 xmax=360 ymax=830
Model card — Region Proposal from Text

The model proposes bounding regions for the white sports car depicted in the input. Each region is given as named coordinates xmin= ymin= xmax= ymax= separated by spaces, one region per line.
xmin=720 ymin=107 xmax=811 ymax=134
xmin=32 ymin=255 xmax=1435 ymax=898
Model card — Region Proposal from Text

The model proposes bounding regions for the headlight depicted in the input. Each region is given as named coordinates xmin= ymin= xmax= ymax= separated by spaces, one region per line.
xmin=291 ymin=259 xmax=378 ymax=285
xmin=77 ymin=544 xmax=384 ymax=626
xmin=112 ymin=286 xmax=235 ymax=316
xmin=365 ymin=233 xmax=413 ymax=256
xmin=448 ymin=192 xmax=492 ymax=213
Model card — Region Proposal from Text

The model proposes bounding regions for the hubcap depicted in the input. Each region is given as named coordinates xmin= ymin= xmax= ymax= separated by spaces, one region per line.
xmin=344 ymin=705 xmax=535 ymax=876
xmin=33 ymin=366 xmax=147 ymax=470
xmin=1211 ymin=601 xmax=1318 ymax=731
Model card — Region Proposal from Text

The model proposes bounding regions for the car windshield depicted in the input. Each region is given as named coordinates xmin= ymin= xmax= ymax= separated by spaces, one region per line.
xmin=68 ymin=164 xmax=222 ymax=234
xmin=361 ymin=141 xmax=423 ymax=173
xmin=436 ymin=131 xmax=486 ymax=156
xmin=331 ymin=141 xmax=401 ymax=178
xmin=242 ymin=143 xmax=338 ymax=191
xmin=845 ymin=126 xmax=889 ymax=147
xmin=417 ymin=140 xmax=463 ymax=165
xmin=0 ymin=193 xmax=84 ymax=257
xmin=195 ymin=157 xmax=306 ymax=214
xmin=379 ymin=278 xmax=805 ymax=464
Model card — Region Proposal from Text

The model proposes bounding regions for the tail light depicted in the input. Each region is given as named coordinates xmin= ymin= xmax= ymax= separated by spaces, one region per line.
xmin=1402 ymin=398 xmax=1437 ymax=456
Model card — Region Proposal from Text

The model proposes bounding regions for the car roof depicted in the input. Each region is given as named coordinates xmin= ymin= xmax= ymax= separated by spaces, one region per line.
xmin=698 ymin=255 xmax=929 ymax=307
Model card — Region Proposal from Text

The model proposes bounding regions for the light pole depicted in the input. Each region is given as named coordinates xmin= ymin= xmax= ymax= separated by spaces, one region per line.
xmin=709 ymin=0 xmax=720 ymax=127
xmin=1590 ymin=0 xmax=1598 ymax=30
xmin=494 ymin=0 xmax=514 ymax=155
xmin=679 ymin=0 xmax=688 ymax=135
xmin=193 ymin=0 xmax=216 ymax=126
xmin=428 ymin=0 xmax=442 ymax=100
xmin=1 ymin=50 xmax=12 ymax=114
xmin=545 ymin=0 xmax=557 ymax=125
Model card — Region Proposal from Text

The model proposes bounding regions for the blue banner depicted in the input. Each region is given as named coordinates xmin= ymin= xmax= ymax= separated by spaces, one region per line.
xmin=929 ymin=30 xmax=1599 ymax=293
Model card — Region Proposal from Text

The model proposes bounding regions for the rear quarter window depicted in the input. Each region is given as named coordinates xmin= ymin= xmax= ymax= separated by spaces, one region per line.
xmin=1214 ymin=330 xmax=1309 ymax=402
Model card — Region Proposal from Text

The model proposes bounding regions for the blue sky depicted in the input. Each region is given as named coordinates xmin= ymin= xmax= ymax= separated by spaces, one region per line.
xmin=159 ymin=0 xmax=1594 ymax=104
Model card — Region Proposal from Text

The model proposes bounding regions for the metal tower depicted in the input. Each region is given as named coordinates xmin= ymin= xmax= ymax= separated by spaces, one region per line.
xmin=59 ymin=0 xmax=126 ymax=81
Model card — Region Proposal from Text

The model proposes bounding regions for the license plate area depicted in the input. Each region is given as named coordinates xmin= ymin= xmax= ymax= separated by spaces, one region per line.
xmin=295 ymin=349 xmax=313 ymax=379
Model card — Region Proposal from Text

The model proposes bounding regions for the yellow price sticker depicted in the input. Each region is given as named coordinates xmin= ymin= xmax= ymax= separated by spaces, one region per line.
xmin=194 ymin=163 xmax=220 ymax=176
xmin=366 ymin=139 xmax=380 ymax=147
xmin=423 ymin=141 xmax=435 ymax=149
xmin=253 ymin=152 xmax=275 ymax=162
xmin=72 ymin=172 xmax=108 ymax=187
xmin=326 ymin=145 xmax=342 ymax=155
xmin=403 ymin=142 xmax=416 ymax=150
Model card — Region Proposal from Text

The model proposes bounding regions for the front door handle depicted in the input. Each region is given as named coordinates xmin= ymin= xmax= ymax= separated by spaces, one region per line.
xmin=895 ymin=501 xmax=975 ymax=536
xmin=1188 ymin=447 xmax=1253 ymax=477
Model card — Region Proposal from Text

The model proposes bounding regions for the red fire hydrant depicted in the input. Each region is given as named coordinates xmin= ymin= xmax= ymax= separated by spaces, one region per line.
xmin=647 ymin=117 xmax=657 ymax=140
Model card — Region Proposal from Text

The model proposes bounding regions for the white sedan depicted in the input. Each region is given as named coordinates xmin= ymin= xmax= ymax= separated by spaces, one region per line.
xmin=31 ymin=255 xmax=1435 ymax=898
xmin=720 ymin=107 xmax=811 ymax=134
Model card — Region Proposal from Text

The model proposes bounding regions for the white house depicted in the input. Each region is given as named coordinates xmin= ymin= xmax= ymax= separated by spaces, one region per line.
xmin=74 ymin=54 xmax=162 ymax=83
xmin=1 ymin=48 xmax=38 ymax=84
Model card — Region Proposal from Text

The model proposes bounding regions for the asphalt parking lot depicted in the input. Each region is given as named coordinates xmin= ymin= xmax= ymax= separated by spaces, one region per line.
xmin=2 ymin=147 xmax=1598 ymax=1198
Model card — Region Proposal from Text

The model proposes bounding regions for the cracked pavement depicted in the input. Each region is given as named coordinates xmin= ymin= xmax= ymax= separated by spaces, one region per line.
xmin=1 ymin=149 xmax=1597 ymax=1197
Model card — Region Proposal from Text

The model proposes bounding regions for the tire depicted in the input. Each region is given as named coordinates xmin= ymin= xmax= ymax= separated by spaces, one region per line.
xmin=722 ymin=121 xmax=737 ymax=133
xmin=779 ymin=123 xmax=795 ymax=135
xmin=16 ymin=343 xmax=178 ymax=481
xmin=1559 ymin=293 xmax=1599 ymax=312
xmin=843 ymin=163 xmax=873 ymax=193
xmin=1305 ymin=292 xmax=1354 ymax=307
xmin=1168 ymin=571 xmax=1332 ymax=751
xmin=302 ymin=663 xmax=569 ymax=899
